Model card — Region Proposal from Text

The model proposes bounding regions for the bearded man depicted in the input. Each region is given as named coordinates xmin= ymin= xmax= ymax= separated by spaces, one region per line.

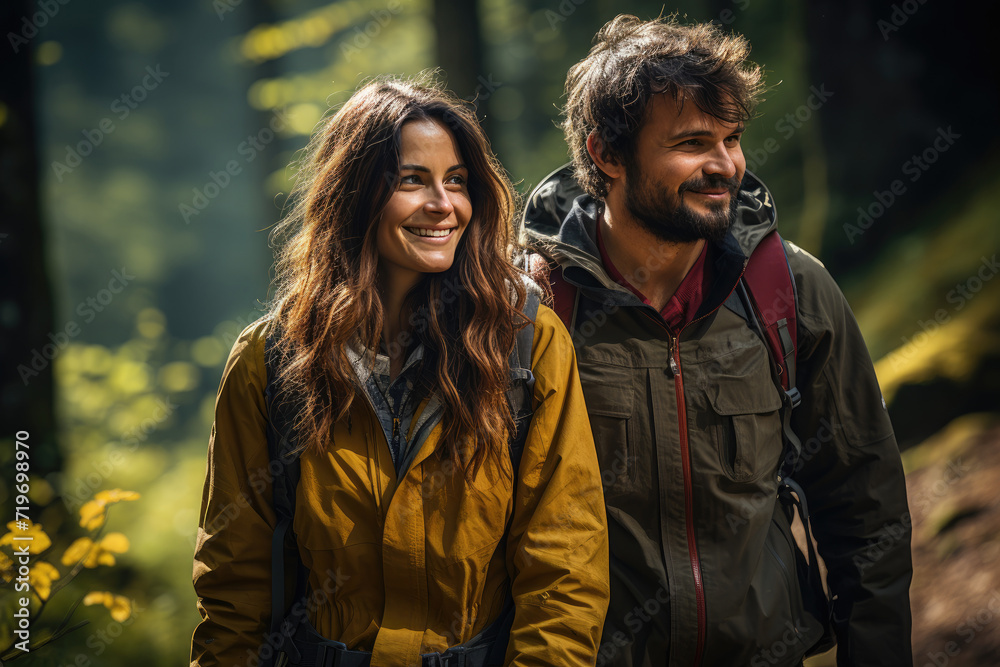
xmin=521 ymin=14 xmax=913 ymax=667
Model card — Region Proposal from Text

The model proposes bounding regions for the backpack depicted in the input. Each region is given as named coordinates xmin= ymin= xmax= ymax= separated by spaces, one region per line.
xmin=257 ymin=290 xmax=540 ymax=667
xmin=523 ymin=166 xmax=836 ymax=658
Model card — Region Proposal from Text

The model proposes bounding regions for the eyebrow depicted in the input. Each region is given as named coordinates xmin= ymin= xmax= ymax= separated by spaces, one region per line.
xmin=399 ymin=163 xmax=468 ymax=173
xmin=666 ymin=125 xmax=745 ymax=141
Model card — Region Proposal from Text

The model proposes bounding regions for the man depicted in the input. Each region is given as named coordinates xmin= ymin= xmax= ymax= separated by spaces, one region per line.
xmin=521 ymin=14 xmax=912 ymax=667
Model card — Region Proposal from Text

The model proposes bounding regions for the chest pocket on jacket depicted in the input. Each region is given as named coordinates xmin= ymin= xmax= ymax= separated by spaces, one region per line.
xmin=706 ymin=354 xmax=784 ymax=484
xmin=577 ymin=363 xmax=635 ymax=498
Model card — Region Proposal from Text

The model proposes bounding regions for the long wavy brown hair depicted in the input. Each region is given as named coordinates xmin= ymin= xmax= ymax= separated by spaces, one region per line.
xmin=267 ymin=73 xmax=527 ymax=478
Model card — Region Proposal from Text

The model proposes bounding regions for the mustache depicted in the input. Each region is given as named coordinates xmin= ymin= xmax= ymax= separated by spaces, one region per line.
xmin=679 ymin=175 xmax=742 ymax=194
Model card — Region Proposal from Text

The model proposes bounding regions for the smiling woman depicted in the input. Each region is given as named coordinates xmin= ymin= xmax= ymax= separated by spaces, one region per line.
xmin=189 ymin=73 xmax=610 ymax=667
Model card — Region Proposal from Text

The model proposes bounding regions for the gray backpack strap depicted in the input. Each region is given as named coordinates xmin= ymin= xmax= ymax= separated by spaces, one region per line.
xmin=506 ymin=287 xmax=540 ymax=476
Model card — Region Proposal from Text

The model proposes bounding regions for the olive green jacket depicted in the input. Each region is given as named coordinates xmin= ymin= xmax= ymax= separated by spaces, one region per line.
xmin=521 ymin=167 xmax=913 ymax=667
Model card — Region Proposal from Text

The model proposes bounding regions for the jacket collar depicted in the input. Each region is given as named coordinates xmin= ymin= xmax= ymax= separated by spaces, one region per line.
xmin=521 ymin=164 xmax=779 ymax=317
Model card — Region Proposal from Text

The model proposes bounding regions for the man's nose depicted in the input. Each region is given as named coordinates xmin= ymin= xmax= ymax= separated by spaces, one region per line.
xmin=703 ymin=143 xmax=739 ymax=179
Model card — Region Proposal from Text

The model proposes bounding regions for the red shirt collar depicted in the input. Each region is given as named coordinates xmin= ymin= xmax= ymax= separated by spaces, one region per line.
xmin=596 ymin=218 xmax=712 ymax=332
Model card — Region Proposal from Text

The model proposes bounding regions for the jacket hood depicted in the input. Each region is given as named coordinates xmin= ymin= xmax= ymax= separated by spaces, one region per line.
xmin=520 ymin=163 xmax=779 ymax=268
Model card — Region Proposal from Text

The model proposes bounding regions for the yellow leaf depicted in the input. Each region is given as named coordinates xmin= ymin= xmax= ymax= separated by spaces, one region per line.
xmin=28 ymin=562 xmax=60 ymax=601
xmin=62 ymin=537 xmax=94 ymax=566
xmin=31 ymin=561 xmax=60 ymax=579
xmin=99 ymin=532 xmax=130 ymax=553
xmin=0 ymin=552 xmax=13 ymax=583
xmin=83 ymin=591 xmax=113 ymax=607
xmin=1 ymin=520 xmax=52 ymax=554
xmin=109 ymin=595 xmax=132 ymax=622
xmin=83 ymin=591 xmax=132 ymax=622
xmin=94 ymin=489 xmax=140 ymax=504
xmin=83 ymin=549 xmax=102 ymax=568
xmin=79 ymin=499 xmax=107 ymax=530
xmin=95 ymin=551 xmax=116 ymax=567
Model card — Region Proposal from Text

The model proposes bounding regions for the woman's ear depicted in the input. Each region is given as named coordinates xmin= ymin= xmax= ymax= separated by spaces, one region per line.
xmin=586 ymin=130 xmax=625 ymax=181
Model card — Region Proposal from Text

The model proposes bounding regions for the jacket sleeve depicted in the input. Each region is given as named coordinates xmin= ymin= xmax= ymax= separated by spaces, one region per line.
xmin=787 ymin=246 xmax=913 ymax=666
xmin=190 ymin=322 xmax=277 ymax=666
xmin=504 ymin=304 xmax=611 ymax=667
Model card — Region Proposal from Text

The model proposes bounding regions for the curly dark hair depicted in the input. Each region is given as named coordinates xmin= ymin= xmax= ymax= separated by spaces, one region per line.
xmin=562 ymin=14 xmax=765 ymax=199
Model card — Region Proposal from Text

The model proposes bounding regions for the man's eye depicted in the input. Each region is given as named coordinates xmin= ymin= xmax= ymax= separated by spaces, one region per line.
xmin=727 ymin=135 xmax=742 ymax=144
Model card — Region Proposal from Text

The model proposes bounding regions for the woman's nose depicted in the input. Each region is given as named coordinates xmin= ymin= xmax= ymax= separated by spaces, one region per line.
xmin=423 ymin=184 xmax=455 ymax=215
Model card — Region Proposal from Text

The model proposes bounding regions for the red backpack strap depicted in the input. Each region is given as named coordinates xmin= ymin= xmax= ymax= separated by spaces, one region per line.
xmin=526 ymin=252 xmax=578 ymax=331
xmin=741 ymin=231 xmax=799 ymax=402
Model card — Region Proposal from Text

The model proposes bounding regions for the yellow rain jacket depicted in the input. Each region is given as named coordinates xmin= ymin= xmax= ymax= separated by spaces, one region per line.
xmin=191 ymin=304 xmax=610 ymax=666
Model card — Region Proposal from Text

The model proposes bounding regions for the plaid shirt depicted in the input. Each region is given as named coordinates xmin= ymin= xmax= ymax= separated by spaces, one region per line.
xmin=347 ymin=340 xmax=441 ymax=475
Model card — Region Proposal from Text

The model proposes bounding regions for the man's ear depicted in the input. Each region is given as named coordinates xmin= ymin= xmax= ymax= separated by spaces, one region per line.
xmin=586 ymin=130 xmax=625 ymax=181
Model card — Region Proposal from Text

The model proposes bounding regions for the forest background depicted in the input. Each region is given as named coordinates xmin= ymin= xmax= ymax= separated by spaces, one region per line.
xmin=2 ymin=0 xmax=999 ymax=664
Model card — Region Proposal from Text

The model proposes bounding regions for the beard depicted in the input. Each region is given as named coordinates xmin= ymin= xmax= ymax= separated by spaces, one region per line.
xmin=623 ymin=159 xmax=741 ymax=244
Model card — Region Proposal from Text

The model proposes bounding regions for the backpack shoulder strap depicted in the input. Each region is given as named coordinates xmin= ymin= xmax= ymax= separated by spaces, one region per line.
xmin=263 ymin=328 xmax=305 ymax=639
xmin=525 ymin=251 xmax=578 ymax=333
xmin=736 ymin=231 xmax=802 ymax=478
xmin=507 ymin=286 xmax=541 ymax=476
xmin=741 ymin=231 xmax=798 ymax=397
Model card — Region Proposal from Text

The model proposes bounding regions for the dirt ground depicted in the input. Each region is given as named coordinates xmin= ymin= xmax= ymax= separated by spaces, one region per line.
xmin=804 ymin=413 xmax=1000 ymax=667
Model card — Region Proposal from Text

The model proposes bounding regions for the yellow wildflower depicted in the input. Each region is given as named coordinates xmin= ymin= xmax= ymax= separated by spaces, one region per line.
xmin=29 ymin=561 xmax=61 ymax=600
xmin=83 ymin=591 xmax=132 ymax=622
xmin=0 ymin=520 xmax=52 ymax=554
xmin=78 ymin=489 xmax=140 ymax=530
xmin=61 ymin=533 xmax=130 ymax=568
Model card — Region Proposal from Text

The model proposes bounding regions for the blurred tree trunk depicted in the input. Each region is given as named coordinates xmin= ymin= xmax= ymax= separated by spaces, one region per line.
xmin=432 ymin=0 xmax=491 ymax=137
xmin=0 ymin=0 xmax=61 ymax=477
xmin=803 ymin=0 xmax=999 ymax=274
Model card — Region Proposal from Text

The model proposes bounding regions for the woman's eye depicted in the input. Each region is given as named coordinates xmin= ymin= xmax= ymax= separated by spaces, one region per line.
xmin=399 ymin=174 xmax=421 ymax=185
xmin=446 ymin=174 xmax=466 ymax=185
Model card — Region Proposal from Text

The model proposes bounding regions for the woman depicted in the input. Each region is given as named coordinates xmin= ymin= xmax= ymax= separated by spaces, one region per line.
xmin=190 ymin=74 xmax=609 ymax=667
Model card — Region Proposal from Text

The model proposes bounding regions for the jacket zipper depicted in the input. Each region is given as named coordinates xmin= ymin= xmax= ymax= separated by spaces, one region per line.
xmin=640 ymin=261 xmax=747 ymax=666
xmin=671 ymin=334 xmax=706 ymax=666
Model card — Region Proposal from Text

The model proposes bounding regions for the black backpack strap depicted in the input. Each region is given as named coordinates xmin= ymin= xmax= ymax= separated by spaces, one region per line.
xmin=264 ymin=330 xmax=306 ymax=645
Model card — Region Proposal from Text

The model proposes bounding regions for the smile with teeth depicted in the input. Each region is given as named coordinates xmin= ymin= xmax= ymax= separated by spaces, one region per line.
xmin=405 ymin=227 xmax=454 ymax=238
